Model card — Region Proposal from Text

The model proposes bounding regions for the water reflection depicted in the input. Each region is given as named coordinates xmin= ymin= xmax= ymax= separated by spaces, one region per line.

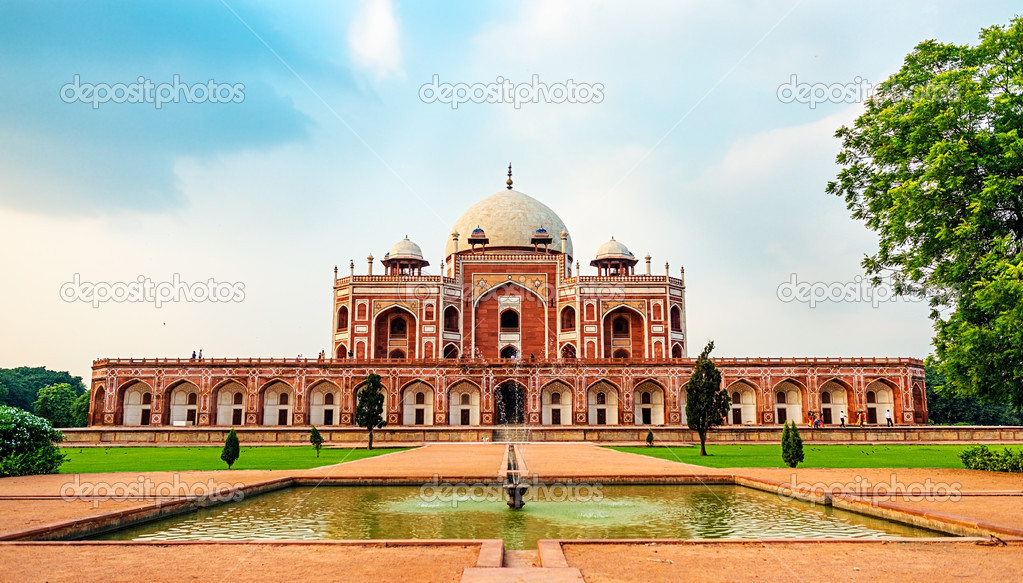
xmin=95 ymin=485 xmax=947 ymax=550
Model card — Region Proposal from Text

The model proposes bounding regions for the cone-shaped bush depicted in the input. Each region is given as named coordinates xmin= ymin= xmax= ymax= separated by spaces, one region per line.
xmin=221 ymin=428 xmax=240 ymax=469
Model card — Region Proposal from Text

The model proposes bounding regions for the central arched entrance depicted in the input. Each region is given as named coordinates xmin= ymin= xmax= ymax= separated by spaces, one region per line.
xmin=495 ymin=381 xmax=525 ymax=425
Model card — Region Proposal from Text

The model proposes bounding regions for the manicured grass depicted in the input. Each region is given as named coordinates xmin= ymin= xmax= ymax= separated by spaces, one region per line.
xmin=607 ymin=444 xmax=1016 ymax=469
xmin=58 ymin=446 xmax=409 ymax=473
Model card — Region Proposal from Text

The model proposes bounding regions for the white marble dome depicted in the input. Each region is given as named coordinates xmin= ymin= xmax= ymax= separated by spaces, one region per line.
xmin=446 ymin=189 xmax=573 ymax=258
xmin=594 ymin=237 xmax=633 ymax=260
xmin=387 ymin=236 xmax=425 ymax=260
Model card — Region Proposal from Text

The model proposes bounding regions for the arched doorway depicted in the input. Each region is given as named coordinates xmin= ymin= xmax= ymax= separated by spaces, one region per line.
xmin=495 ymin=381 xmax=525 ymax=425
xmin=213 ymin=381 xmax=246 ymax=426
xmin=633 ymin=380 xmax=665 ymax=425
xmin=773 ymin=380 xmax=805 ymax=425
xmin=402 ymin=382 xmax=434 ymax=426
xmin=865 ymin=380 xmax=895 ymax=424
xmin=309 ymin=381 xmax=341 ymax=426
xmin=167 ymin=382 xmax=200 ymax=426
xmin=448 ymin=381 xmax=481 ymax=426
xmin=541 ymin=381 xmax=572 ymax=425
xmin=727 ymin=381 xmax=757 ymax=425
xmin=587 ymin=381 xmax=619 ymax=425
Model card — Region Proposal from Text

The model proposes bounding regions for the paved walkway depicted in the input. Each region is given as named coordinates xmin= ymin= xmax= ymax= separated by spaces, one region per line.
xmin=2 ymin=443 xmax=1022 ymax=582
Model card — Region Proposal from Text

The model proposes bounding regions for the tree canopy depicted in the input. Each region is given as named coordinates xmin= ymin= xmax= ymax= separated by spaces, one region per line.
xmin=33 ymin=383 xmax=79 ymax=429
xmin=0 ymin=367 xmax=87 ymax=412
xmin=828 ymin=17 xmax=1023 ymax=409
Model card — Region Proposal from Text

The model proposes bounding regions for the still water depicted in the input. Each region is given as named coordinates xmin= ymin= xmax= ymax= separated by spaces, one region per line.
xmin=95 ymin=485 xmax=947 ymax=549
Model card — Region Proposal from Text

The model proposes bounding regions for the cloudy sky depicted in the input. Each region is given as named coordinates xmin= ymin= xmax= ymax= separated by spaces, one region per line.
xmin=1 ymin=1 xmax=1018 ymax=383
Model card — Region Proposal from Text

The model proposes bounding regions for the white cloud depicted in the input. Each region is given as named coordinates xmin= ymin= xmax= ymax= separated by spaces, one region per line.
xmin=348 ymin=0 xmax=404 ymax=81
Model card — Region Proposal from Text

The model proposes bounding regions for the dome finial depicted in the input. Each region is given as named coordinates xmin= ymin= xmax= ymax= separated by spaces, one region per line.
xmin=506 ymin=163 xmax=513 ymax=190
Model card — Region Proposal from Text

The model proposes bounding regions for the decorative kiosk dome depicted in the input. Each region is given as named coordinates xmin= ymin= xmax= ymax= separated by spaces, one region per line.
xmin=382 ymin=236 xmax=429 ymax=275
xmin=590 ymin=237 xmax=639 ymax=276
xmin=446 ymin=189 xmax=573 ymax=259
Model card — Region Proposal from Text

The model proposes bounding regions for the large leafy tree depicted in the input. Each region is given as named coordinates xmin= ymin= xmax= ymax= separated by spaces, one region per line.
xmin=0 ymin=367 xmax=86 ymax=412
xmin=33 ymin=383 xmax=79 ymax=428
xmin=685 ymin=341 xmax=731 ymax=456
xmin=355 ymin=373 xmax=387 ymax=450
xmin=828 ymin=17 xmax=1023 ymax=409
xmin=925 ymin=364 xmax=1022 ymax=425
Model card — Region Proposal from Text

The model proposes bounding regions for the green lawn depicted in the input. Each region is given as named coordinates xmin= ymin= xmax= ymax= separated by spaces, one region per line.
xmin=607 ymin=444 xmax=1014 ymax=469
xmin=59 ymin=446 xmax=409 ymax=473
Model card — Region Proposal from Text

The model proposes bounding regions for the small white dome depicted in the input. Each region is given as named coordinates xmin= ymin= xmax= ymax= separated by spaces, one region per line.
xmin=594 ymin=237 xmax=633 ymax=260
xmin=388 ymin=236 xmax=424 ymax=260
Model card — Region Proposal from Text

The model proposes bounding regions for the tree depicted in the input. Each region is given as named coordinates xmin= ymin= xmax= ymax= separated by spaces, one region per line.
xmin=34 ymin=383 xmax=78 ymax=428
xmin=221 ymin=428 xmax=240 ymax=469
xmin=0 ymin=405 xmax=66 ymax=477
xmin=925 ymin=364 xmax=1022 ymax=425
xmin=72 ymin=391 xmax=91 ymax=427
xmin=646 ymin=428 xmax=655 ymax=447
xmin=782 ymin=421 xmax=804 ymax=468
xmin=685 ymin=341 xmax=731 ymax=456
xmin=309 ymin=426 xmax=323 ymax=457
xmin=354 ymin=373 xmax=387 ymax=450
xmin=0 ymin=367 xmax=87 ymax=412
xmin=827 ymin=17 xmax=1023 ymax=410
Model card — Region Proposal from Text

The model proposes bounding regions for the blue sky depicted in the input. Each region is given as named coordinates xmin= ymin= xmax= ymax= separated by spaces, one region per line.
xmin=1 ymin=0 xmax=1019 ymax=382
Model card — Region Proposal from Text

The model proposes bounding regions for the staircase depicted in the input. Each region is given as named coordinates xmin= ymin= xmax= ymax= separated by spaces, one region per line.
xmin=492 ymin=426 xmax=532 ymax=443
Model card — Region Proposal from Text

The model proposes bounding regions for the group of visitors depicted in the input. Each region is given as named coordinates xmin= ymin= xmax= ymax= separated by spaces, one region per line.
xmin=805 ymin=409 xmax=894 ymax=428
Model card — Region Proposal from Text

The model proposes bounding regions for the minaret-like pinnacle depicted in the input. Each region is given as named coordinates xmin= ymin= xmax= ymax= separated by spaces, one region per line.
xmin=506 ymin=163 xmax=513 ymax=190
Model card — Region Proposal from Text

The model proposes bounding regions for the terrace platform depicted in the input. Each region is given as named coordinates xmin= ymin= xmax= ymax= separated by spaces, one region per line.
xmin=59 ymin=424 xmax=1023 ymax=447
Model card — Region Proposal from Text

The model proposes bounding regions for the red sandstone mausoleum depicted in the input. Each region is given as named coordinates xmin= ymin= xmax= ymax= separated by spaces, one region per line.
xmin=88 ymin=171 xmax=927 ymax=431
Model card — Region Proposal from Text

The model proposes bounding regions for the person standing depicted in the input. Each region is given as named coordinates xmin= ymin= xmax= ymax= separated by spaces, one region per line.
xmin=885 ymin=409 xmax=894 ymax=427
xmin=839 ymin=410 xmax=846 ymax=428
xmin=857 ymin=411 xmax=865 ymax=427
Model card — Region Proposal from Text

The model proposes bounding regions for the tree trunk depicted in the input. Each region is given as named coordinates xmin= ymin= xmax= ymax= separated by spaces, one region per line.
xmin=368 ymin=428 xmax=374 ymax=450
xmin=699 ymin=431 xmax=708 ymax=456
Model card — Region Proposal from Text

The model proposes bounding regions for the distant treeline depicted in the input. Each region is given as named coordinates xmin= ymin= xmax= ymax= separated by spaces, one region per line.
xmin=0 ymin=367 xmax=89 ymax=428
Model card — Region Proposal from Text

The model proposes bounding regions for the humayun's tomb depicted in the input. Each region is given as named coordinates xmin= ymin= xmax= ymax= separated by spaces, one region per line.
xmin=86 ymin=169 xmax=928 ymax=433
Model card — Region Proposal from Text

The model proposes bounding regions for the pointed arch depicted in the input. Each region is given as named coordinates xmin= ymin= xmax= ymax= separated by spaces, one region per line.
xmin=212 ymin=378 xmax=247 ymax=426
xmin=541 ymin=380 xmax=573 ymax=425
xmin=587 ymin=380 xmax=620 ymax=425
xmin=633 ymin=379 xmax=665 ymax=425
xmin=772 ymin=378 xmax=806 ymax=425
xmin=401 ymin=380 xmax=435 ymax=426
xmin=308 ymin=379 xmax=342 ymax=426
xmin=448 ymin=379 xmax=481 ymax=426
xmin=117 ymin=380 xmax=154 ymax=426
xmin=726 ymin=379 xmax=759 ymax=425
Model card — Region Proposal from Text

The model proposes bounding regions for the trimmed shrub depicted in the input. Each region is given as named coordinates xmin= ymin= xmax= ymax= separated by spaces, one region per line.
xmin=310 ymin=426 xmax=323 ymax=457
xmin=646 ymin=428 xmax=654 ymax=447
xmin=960 ymin=445 xmax=1023 ymax=473
xmin=0 ymin=405 xmax=66 ymax=477
xmin=221 ymin=428 xmax=240 ymax=469
xmin=781 ymin=421 xmax=804 ymax=468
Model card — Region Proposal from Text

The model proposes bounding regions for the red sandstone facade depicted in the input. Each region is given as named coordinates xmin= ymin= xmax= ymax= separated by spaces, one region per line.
xmin=88 ymin=183 xmax=928 ymax=429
